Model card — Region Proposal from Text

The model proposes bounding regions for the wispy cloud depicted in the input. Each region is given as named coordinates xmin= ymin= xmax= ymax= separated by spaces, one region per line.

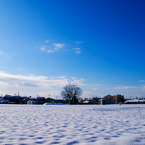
xmin=70 ymin=77 xmax=85 ymax=85
xmin=0 ymin=51 xmax=4 ymax=54
xmin=41 ymin=43 xmax=65 ymax=53
xmin=17 ymin=67 xmax=25 ymax=71
xmin=91 ymin=84 xmax=104 ymax=91
xmin=0 ymin=71 xmax=85 ymax=97
xmin=45 ymin=40 xmax=49 ymax=43
xmin=53 ymin=43 xmax=64 ymax=49
xmin=73 ymin=48 xmax=82 ymax=54
xmin=139 ymin=80 xmax=145 ymax=83
xmin=113 ymin=86 xmax=138 ymax=90
xmin=40 ymin=46 xmax=47 ymax=51
xmin=40 ymin=40 xmax=83 ymax=54
xmin=0 ymin=50 xmax=8 ymax=56
xmin=1 ymin=71 xmax=145 ymax=98
xmin=0 ymin=50 xmax=10 ymax=59
xmin=141 ymin=85 xmax=145 ymax=92
xmin=47 ymin=49 xmax=55 ymax=53
xmin=75 ymin=41 xmax=83 ymax=44
xmin=47 ymin=43 xmax=65 ymax=53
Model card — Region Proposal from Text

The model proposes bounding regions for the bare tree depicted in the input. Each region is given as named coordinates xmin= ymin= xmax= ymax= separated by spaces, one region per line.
xmin=61 ymin=84 xmax=82 ymax=104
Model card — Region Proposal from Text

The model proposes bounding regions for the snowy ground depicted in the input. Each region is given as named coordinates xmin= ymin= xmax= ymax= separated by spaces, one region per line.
xmin=0 ymin=104 xmax=145 ymax=145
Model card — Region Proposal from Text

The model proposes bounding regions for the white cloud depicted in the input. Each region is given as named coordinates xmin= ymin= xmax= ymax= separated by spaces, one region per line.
xmin=70 ymin=77 xmax=85 ymax=85
xmin=47 ymin=49 xmax=55 ymax=53
xmin=74 ymin=48 xmax=80 ymax=50
xmin=92 ymin=88 xmax=99 ymax=91
xmin=141 ymin=86 xmax=145 ymax=92
xmin=17 ymin=67 xmax=25 ymax=71
xmin=75 ymin=41 xmax=83 ymax=44
xmin=2 ymin=71 xmax=143 ymax=98
xmin=0 ymin=51 xmax=4 ymax=54
xmin=0 ymin=71 xmax=85 ymax=97
xmin=47 ymin=43 xmax=65 ymax=53
xmin=54 ymin=47 xmax=59 ymax=50
xmin=93 ymin=84 xmax=104 ymax=87
xmin=54 ymin=76 xmax=66 ymax=79
xmin=113 ymin=86 xmax=138 ymax=90
xmin=75 ymin=51 xmax=81 ymax=54
xmin=40 ymin=46 xmax=47 ymax=51
xmin=91 ymin=85 xmax=104 ymax=91
xmin=40 ymin=40 xmax=84 ymax=54
xmin=0 ymin=51 xmax=9 ymax=57
xmin=139 ymin=80 xmax=145 ymax=83
xmin=73 ymin=48 xmax=82 ymax=54
xmin=82 ymin=91 xmax=99 ymax=98
xmin=45 ymin=40 xmax=49 ymax=43
xmin=53 ymin=43 xmax=64 ymax=49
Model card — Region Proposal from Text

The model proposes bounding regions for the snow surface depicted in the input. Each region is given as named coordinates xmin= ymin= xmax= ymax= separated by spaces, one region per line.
xmin=0 ymin=104 xmax=145 ymax=145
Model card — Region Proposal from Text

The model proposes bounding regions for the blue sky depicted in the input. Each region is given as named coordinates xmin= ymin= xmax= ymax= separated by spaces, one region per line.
xmin=0 ymin=0 xmax=145 ymax=98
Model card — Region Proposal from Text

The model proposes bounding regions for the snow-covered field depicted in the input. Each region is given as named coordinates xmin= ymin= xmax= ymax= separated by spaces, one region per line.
xmin=0 ymin=104 xmax=145 ymax=145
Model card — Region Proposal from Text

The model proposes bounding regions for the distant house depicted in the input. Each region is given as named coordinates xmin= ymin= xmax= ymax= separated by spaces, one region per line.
xmin=78 ymin=97 xmax=99 ymax=104
xmin=78 ymin=98 xmax=84 ymax=104
xmin=3 ymin=95 xmax=12 ymax=100
xmin=98 ymin=98 xmax=106 ymax=105
xmin=27 ymin=97 xmax=45 ymax=104
xmin=19 ymin=97 xmax=30 ymax=104
xmin=103 ymin=94 xmax=124 ymax=104
xmin=27 ymin=98 xmax=37 ymax=104
xmin=0 ymin=97 xmax=8 ymax=104
xmin=36 ymin=97 xmax=45 ymax=104
xmin=125 ymin=99 xmax=145 ymax=104
xmin=45 ymin=97 xmax=55 ymax=103
xmin=3 ymin=95 xmax=21 ymax=104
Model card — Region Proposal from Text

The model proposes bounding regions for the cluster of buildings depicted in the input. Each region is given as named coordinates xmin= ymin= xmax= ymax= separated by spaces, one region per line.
xmin=103 ymin=94 xmax=125 ymax=104
xmin=0 ymin=94 xmax=145 ymax=105
xmin=0 ymin=95 xmax=65 ymax=105
xmin=79 ymin=94 xmax=145 ymax=105
xmin=124 ymin=99 xmax=145 ymax=104
xmin=77 ymin=94 xmax=125 ymax=105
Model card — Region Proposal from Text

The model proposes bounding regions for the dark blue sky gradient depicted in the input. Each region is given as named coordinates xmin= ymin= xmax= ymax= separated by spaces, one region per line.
xmin=0 ymin=0 xmax=145 ymax=97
